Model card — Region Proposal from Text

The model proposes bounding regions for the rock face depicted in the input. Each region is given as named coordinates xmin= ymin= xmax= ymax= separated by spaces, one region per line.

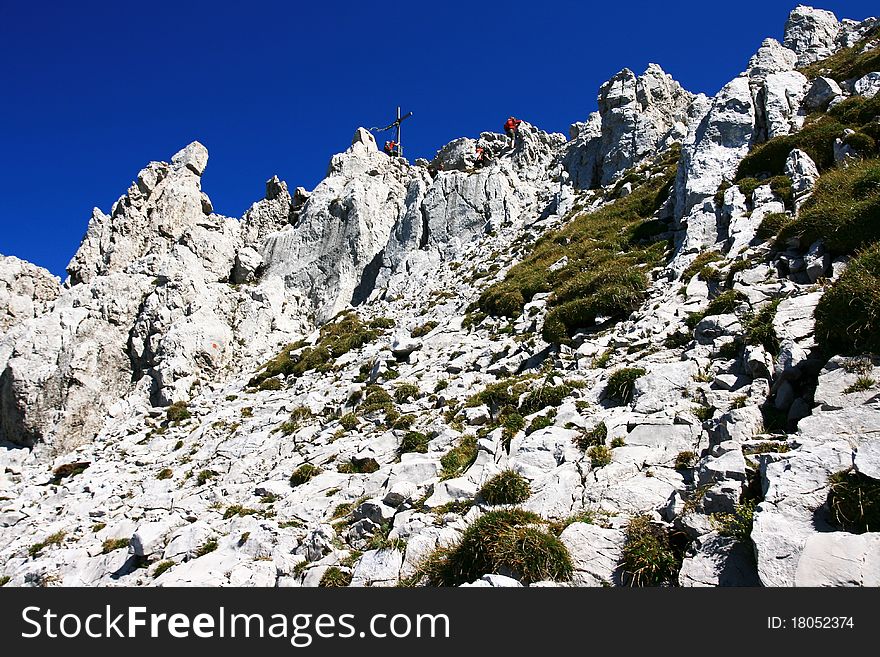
xmin=0 ymin=256 xmax=60 ymax=333
xmin=1 ymin=5 xmax=879 ymax=589
xmin=565 ymin=64 xmax=695 ymax=189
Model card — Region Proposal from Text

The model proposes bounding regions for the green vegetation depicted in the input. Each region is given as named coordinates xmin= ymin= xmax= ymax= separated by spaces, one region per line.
xmin=844 ymin=376 xmax=876 ymax=394
xmin=290 ymin=463 xmax=321 ymax=487
xmin=619 ymin=515 xmax=682 ymax=586
xmin=91 ymin=522 xmax=106 ymax=533
xmin=339 ymin=413 xmax=359 ymax=431
xmin=101 ymin=538 xmax=130 ymax=554
xmin=518 ymin=383 xmax=573 ymax=415
xmin=478 ymin=470 xmax=532 ymax=505
xmin=526 ymin=410 xmax=556 ymax=435
xmin=815 ymin=242 xmax=880 ymax=356
xmin=223 ymin=504 xmax=259 ymax=520
xmin=744 ymin=299 xmax=781 ymax=353
xmin=610 ymin=436 xmax=626 ymax=448
xmin=337 ymin=457 xmax=380 ymax=475
xmin=278 ymin=406 xmax=312 ymax=435
xmin=394 ymin=383 xmax=420 ymax=404
xmin=414 ymin=509 xmax=572 ymax=586
xmin=742 ymin=441 xmax=791 ymax=455
xmin=153 ymin=560 xmax=175 ymax=578
xmin=686 ymin=290 xmax=747 ymax=329
xmin=547 ymin=511 xmax=595 ymax=536
xmin=737 ymin=96 xmax=880 ymax=181
xmin=434 ymin=379 xmax=449 ymax=393
xmin=249 ymin=313 xmax=391 ymax=386
xmin=826 ymin=468 xmax=880 ymax=533
xmin=399 ymin=431 xmax=430 ymax=455
xmin=711 ymin=500 xmax=756 ymax=543
xmin=319 ymin=566 xmax=352 ymax=587
xmin=156 ymin=468 xmax=173 ymax=480
xmin=410 ymin=321 xmax=438 ymax=338
xmin=574 ymin=422 xmax=607 ymax=450
xmin=258 ymin=377 xmax=282 ymax=391
xmin=0 ymin=575 xmax=10 ymax=586
xmin=50 ymin=461 xmax=89 ymax=485
xmin=361 ymin=385 xmax=394 ymax=414
xmin=475 ymin=148 xmax=679 ymax=342
xmin=587 ymin=445 xmax=613 ymax=468
xmin=674 ymin=451 xmax=697 ymax=469
xmin=800 ymin=25 xmax=880 ymax=82
xmin=775 ymin=158 xmax=880 ymax=253
xmin=605 ymin=368 xmax=646 ymax=405
xmin=28 ymin=531 xmax=67 ymax=558
xmin=756 ymin=211 xmax=790 ymax=241
xmin=682 ymin=251 xmax=724 ymax=282
xmin=166 ymin=401 xmax=191 ymax=422
xmin=195 ymin=539 xmax=218 ymax=557
xmin=440 ymin=435 xmax=478 ymax=480
xmin=196 ymin=469 xmax=218 ymax=486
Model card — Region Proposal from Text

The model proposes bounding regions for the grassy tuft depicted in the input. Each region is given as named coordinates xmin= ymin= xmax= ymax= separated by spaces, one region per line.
xmin=319 ymin=566 xmax=353 ymax=588
xmin=478 ymin=470 xmax=531 ymax=505
xmin=605 ymin=368 xmax=646 ymax=405
xmin=826 ymin=468 xmax=880 ymax=533
xmin=619 ymin=515 xmax=682 ymax=587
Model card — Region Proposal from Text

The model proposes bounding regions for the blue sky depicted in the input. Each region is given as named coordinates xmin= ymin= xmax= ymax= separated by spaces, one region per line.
xmin=1 ymin=0 xmax=876 ymax=278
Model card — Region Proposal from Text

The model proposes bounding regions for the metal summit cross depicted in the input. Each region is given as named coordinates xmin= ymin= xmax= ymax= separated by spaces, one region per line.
xmin=372 ymin=106 xmax=412 ymax=157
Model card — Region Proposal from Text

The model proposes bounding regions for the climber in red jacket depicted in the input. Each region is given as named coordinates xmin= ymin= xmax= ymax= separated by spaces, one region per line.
xmin=504 ymin=117 xmax=522 ymax=149
xmin=384 ymin=140 xmax=399 ymax=157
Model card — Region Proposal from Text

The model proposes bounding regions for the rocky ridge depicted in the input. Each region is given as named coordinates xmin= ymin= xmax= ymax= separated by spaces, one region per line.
xmin=1 ymin=5 xmax=879 ymax=588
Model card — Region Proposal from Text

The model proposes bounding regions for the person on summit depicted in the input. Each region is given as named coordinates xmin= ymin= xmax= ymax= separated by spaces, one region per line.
xmin=383 ymin=140 xmax=399 ymax=157
xmin=474 ymin=143 xmax=493 ymax=168
xmin=504 ymin=116 xmax=522 ymax=149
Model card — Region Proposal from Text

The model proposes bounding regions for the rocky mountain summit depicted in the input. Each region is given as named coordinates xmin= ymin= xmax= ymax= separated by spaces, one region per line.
xmin=1 ymin=5 xmax=879 ymax=588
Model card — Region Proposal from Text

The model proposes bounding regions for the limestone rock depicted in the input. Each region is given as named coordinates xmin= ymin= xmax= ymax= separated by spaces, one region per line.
xmin=783 ymin=5 xmax=841 ymax=67
xmin=0 ymin=256 xmax=61 ymax=333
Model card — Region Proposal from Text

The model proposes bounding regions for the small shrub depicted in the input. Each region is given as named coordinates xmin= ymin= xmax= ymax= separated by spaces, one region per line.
xmin=575 ymin=422 xmax=607 ymax=450
xmin=591 ymin=349 xmax=612 ymax=368
xmin=687 ymin=290 xmax=747 ymax=329
xmin=196 ymin=469 xmax=218 ymax=486
xmin=337 ymin=457 xmax=380 ymax=475
xmin=744 ymin=299 xmax=780 ymax=354
xmin=674 ymin=451 xmax=697 ymax=469
xmin=258 ymin=377 xmax=283 ymax=391
xmin=692 ymin=404 xmax=715 ymax=422
xmin=173 ymin=440 xmax=184 ymax=450
xmin=410 ymin=321 xmax=438 ymax=338
xmin=28 ymin=531 xmax=67 ymax=558
xmin=605 ymin=368 xmax=646 ymax=405
xmin=440 ymin=435 xmax=478 ymax=480
xmin=610 ymin=436 xmax=626 ymax=448
xmin=844 ymin=376 xmax=876 ymax=394
xmin=815 ymin=242 xmax=880 ymax=356
xmin=290 ymin=464 xmax=321 ymax=487
xmin=588 ymin=445 xmax=612 ymax=468
xmin=339 ymin=413 xmax=358 ymax=431
xmin=519 ymin=384 xmax=573 ymax=415
xmin=826 ymin=468 xmax=880 ymax=533
xmin=711 ymin=501 xmax=756 ymax=543
xmin=417 ymin=508 xmax=572 ymax=586
xmin=91 ymin=522 xmax=106 ymax=533
xmin=223 ymin=504 xmax=259 ymax=520
xmin=664 ymin=330 xmax=692 ymax=349
xmin=394 ymin=383 xmax=420 ymax=404
xmin=153 ymin=560 xmax=175 ymax=578
xmin=478 ymin=470 xmax=532 ymax=505
xmin=526 ymin=410 xmax=556 ymax=435
xmin=0 ymin=575 xmax=10 ymax=586
xmin=195 ymin=539 xmax=218 ymax=557
xmin=156 ymin=468 xmax=173 ymax=480
xmin=278 ymin=406 xmax=312 ymax=435
xmin=619 ymin=515 xmax=681 ymax=586
xmin=500 ymin=411 xmax=525 ymax=448
xmin=319 ymin=566 xmax=352 ymax=588
xmin=681 ymin=251 xmax=724 ymax=282
xmin=166 ymin=401 xmax=191 ymax=423
xmin=101 ymin=538 xmax=130 ymax=554
xmin=240 ymin=407 xmax=253 ymax=418
xmin=399 ymin=431 xmax=430 ymax=454
xmin=434 ymin=379 xmax=449 ymax=392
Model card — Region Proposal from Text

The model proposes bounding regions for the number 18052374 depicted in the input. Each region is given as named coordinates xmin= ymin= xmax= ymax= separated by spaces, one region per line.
xmin=767 ymin=617 xmax=855 ymax=629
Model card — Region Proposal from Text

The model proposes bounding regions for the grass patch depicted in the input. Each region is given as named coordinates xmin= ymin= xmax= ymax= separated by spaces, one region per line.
xmin=101 ymin=538 xmax=130 ymax=554
xmin=195 ymin=539 xmax=218 ymax=557
xmin=744 ymin=299 xmax=780 ymax=354
xmin=605 ymin=368 xmax=646 ymax=405
xmin=776 ymin=158 xmax=880 ymax=253
xmin=249 ymin=312 xmax=389 ymax=386
xmin=339 ymin=413 xmax=359 ymax=431
xmin=258 ymin=377 xmax=282 ymax=391
xmin=410 ymin=321 xmax=438 ymax=338
xmin=196 ymin=470 xmax=218 ymax=486
xmin=28 ymin=531 xmax=66 ymax=558
xmin=414 ymin=509 xmax=572 ymax=586
xmin=278 ymin=406 xmax=312 ymax=435
xmin=478 ymin=470 xmax=531 ymax=505
xmin=526 ymin=410 xmax=556 ymax=435
xmin=711 ymin=500 xmax=756 ymax=543
xmin=319 ymin=566 xmax=352 ymax=587
xmin=223 ymin=504 xmax=260 ymax=520
xmin=156 ymin=468 xmax=173 ymax=480
xmin=440 ymin=435 xmax=478 ymax=480
xmin=394 ymin=383 xmax=420 ymax=404
xmin=166 ymin=401 xmax=191 ymax=423
xmin=399 ymin=431 xmax=430 ymax=455
xmin=587 ymin=445 xmax=612 ymax=468
xmin=682 ymin=251 xmax=724 ymax=282
xmin=337 ymin=457 xmax=380 ymax=475
xmin=674 ymin=451 xmax=697 ymax=469
xmin=826 ymin=468 xmax=880 ymax=533
xmin=476 ymin=147 xmax=679 ymax=342
xmin=800 ymin=25 xmax=880 ymax=82
xmin=844 ymin=376 xmax=876 ymax=394
xmin=815 ymin=241 xmax=880 ymax=356
xmin=574 ymin=422 xmax=607 ymax=450
xmin=290 ymin=463 xmax=321 ymax=487
xmin=619 ymin=515 xmax=682 ymax=586
xmin=153 ymin=560 xmax=175 ymax=578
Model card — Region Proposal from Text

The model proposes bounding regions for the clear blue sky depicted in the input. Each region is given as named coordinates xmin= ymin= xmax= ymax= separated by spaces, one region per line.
xmin=1 ymin=0 xmax=875 ymax=278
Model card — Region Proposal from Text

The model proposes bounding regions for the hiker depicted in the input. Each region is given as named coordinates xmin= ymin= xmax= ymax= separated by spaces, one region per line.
xmin=504 ymin=116 xmax=522 ymax=149
xmin=383 ymin=140 xmax=399 ymax=156
xmin=474 ymin=143 xmax=492 ymax=168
